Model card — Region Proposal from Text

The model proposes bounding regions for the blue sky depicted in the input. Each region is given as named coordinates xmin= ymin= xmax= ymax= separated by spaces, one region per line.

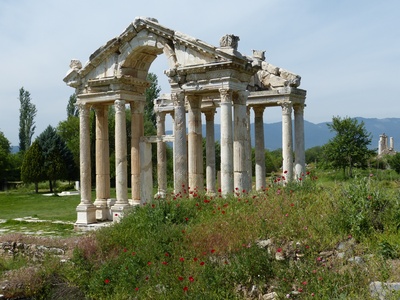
xmin=1 ymin=0 xmax=399 ymax=145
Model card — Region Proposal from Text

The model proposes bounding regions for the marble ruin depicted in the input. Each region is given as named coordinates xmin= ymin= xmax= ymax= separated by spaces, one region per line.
xmin=378 ymin=133 xmax=396 ymax=156
xmin=64 ymin=17 xmax=307 ymax=225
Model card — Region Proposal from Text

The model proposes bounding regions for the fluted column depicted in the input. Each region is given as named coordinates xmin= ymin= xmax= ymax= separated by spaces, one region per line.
xmin=187 ymin=95 xmax=203 ymax=192
xmin=156 ymin=111 xmax=167 ymax=198
xmin=233 ymin=91 xmax=250 ymax=193
xmin=204 ymin=109 xmax=216 ymax=195
xmin=93 ymin=105 xmax=110 ymax=220
xmin=246 ymin=106 xmax=252 ymax=191
xmin=294 ymin=104 xmax=305 ymax=180
xmin=112 ymin=100 xmax=129 ymax=219
xmin=220 ymin=89 xmax=233 ymax=195
xmin=130 ymin=101 xmax=144 ymax=205
xmin=254 ymin=106 xmax=266 ymax=190
xmin=281 ymin=102 xmax=293 ymax=182
xmin=76 ymin=103 xmax=96 ymax=224
xmin=173 ymin=92 xmax=188 ymax=195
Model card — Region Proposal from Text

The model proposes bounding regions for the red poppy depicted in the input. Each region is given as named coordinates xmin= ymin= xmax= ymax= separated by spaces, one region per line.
xmin=189 ymin=276 xmax=194 ymax=282
xmin=193 ymin=257 xmax=198 ymax=262
xmin=135 ymin=287 xmax=139 ymax=291
xmin=104 ymin=278 xmax=110 ymax=284
xmin=179 ymin=257 xmax=185 ymax=262
xmin=200 ymin=261 xmax=205 ymax=266
xmin=162 ymin=261 xmax=168 ymax=265
xmin=183 ymin=286 xmax=188 ymax=292
xmin=178 ymin=276 xmax=184 ymax=281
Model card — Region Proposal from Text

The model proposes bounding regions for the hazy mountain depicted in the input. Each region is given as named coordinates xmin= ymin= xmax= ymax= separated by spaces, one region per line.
xmin=189 ymin=117 xmax=399 ymax=151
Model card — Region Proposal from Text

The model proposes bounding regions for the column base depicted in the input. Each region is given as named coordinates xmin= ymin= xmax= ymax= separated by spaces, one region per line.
xmin=129 ymin=199 xmax=141 ymax=206
xmin=107 ymin=199 xmax=116 ymax=221
xmin=111 ymin=203 xmax=131 ymax=222
xmin=93 ymin=199 xmax=108 ymax=221
xmin=76 ymin=204 xmax=97 ymax=225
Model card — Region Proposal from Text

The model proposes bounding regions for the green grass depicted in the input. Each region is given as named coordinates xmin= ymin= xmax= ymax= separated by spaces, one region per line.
xmin=0 ymin=191 xmax=80 ymax=221
xmin=1 ymin=170 xmax=400 ymax=299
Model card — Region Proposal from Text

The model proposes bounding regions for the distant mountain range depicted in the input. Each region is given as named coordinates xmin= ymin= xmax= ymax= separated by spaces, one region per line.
xmin=173 ymin=117 xmax=400 ymax=151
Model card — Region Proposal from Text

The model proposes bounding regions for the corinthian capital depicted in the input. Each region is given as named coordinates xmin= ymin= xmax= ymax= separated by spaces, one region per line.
xmin=280 ymin=102 xmax=292 ymax=115
xmin=114 ymin=100 xmax=126 ymax=112
xmin=77 ymin=103 xmax=90 ymax=117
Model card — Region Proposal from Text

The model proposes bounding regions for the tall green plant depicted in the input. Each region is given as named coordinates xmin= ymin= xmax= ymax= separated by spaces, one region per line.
xmin=18 ymin=87 xmax=37 ymax=152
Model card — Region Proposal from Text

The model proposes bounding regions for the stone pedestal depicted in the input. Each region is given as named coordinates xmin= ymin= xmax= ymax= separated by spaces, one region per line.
xmin=76 ymin=204 xmax=97 ymax=224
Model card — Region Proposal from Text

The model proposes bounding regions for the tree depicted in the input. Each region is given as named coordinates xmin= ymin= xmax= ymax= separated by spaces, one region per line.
xmin=322 ymin=116 xmax=374 ymax=177
xmin=388 ymin=153 xmax=400 ymax=174
xmin=144 ymin=73 xmax=161 ymax=126
xmin=57 ymin=116 xmax=80 ymax=170
xmin=0 ymin=131 xmax=11 ymax=183
xmin=305 ymin=146 xmax=323 ymax=165
xmin=21 ymin=140 xmax=45 ymax=193
xmin=66 ymin=93 xmax=79 ymax=117
xmin=18 ymin=87 xmax=37 ymax=152
xmin=37 ymin=125 xmax=76 ymax=192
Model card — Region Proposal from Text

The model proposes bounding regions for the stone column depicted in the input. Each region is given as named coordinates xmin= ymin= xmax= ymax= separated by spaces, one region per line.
xmin=281 ymin=102 xmax=294 ymax=182
xmin=111 ymin=100 xmax=130 ymax=220
xmin=76 ymin=103 xmax=96 ymax=224
xmin=130 ymin=101 xmax=144 ymax=205
xmin=220 ymin=89 xmax=233 ymax=195
xmin=246 ymin=106 xmax=252 ymax=191
xmin=254 ymin=106 xmax=266 ymax=190
xmin=204 ymin=109 xmax=216 ymax=195
xmin=93 ymin=105 xmax=110 ymax=220
xmin=187 ymin=95 xmax=203 ymax=192
xmin=156 ymin=111 xmax=167 ymax=198
xmin=294 ymin=104 xmax=306 ymax=180
xmin=233 ymin=91 xmax=249 ymax=193
xmin=172 ymin=92 xmax=188 ymax=195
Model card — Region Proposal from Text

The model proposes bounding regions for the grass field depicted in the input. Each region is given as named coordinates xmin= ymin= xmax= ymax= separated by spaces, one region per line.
xmin=0 ymin=191 xmax=79 ymax=221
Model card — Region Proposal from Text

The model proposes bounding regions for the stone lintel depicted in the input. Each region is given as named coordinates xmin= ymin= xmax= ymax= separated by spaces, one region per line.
xmin=77 ymin=90 xmax=145 ymax=105
xmin=141 ymin=135 xmax=174 ymax=143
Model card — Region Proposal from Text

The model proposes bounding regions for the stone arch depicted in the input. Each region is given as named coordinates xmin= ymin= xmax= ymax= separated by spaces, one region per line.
xmin=64 ymin=17 xmax=307 ymax=227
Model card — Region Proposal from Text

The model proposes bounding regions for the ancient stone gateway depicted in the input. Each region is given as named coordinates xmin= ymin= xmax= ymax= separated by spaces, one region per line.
xmin=64 ymin=17 xmax=306 ymax=225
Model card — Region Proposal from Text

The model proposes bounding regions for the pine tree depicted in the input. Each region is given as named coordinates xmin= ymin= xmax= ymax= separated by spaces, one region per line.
xmin=21 ymin=140 xmax=45 ymax=193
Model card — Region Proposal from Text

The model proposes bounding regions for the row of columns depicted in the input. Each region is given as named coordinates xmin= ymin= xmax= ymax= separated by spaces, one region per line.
xmin=75 ymin=92 xmax=305 ymax=225
xmin=76 ymin=99 xmax=146 ymax=224
xmin=155 ymin=90 xmax=305 ymax=197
